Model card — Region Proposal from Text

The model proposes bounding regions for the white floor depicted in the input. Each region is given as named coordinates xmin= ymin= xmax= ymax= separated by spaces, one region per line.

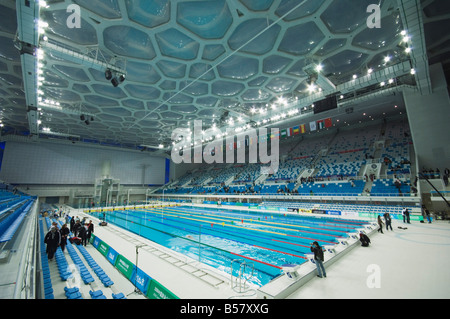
xmin=67 ymin=210 xmax=450 ymax=300
xmin=287 ymin=218 xmax=450 ymax=299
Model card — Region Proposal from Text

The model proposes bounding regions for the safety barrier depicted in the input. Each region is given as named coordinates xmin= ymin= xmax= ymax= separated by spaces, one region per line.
xmin=91 ymin=234 xmax=178 ymax=299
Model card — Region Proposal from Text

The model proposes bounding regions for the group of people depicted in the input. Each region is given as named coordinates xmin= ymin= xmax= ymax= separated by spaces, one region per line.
xmin=376 ymin=212 xmax=394 ymax=234
xmin=43 ymin=215 xmax=94 ymax=261
xmin=69 ymin=216 xmax=95 ymax=246
xmin=376 ymin=209 xmax=412 ymax=234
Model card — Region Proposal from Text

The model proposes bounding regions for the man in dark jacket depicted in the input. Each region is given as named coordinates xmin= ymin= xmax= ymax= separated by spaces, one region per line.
xmin=44 ymin=226 xmax=61 ymax=260
xmin=86 ymin=220 xmax=94 ymax=244
xmin=72 ymin=220 xmax=82 ymax=237
xmin=79 ymin=225 xmax=87 ymax=246
xmin=70 ymin=216 xmax=75 ymax=233
xmin=310 ymin=241 xmax=326 ymax=278
xmin=383 ymin=212 xmax=393 ymax=231
xmin=359 ymin=232 xmax=371 ymax=247
xmin=59 ymin=223 xmax=70 ymax=252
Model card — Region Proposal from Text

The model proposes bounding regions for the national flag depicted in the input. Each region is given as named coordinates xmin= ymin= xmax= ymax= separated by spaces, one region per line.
xmin=317 ymin=120 xmax=325 ymax=130
xmin=281 ymin=129 xmax=287 ymax=138
xmin=310 ymin=121 xmax=317 ymax=131
xmin=300 ymin=124 xmax=306 ymax=134
xmin=293 ymin=126 xmax=300 ymax=135
xmin=325 ymin=118 xmax=332 ymax=128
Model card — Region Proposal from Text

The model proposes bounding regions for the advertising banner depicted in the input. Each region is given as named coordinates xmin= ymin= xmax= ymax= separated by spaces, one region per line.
xmin=92 ymin=236 xmax=101 ymax=249
xmin=106 ymin=247 xmax=119 ymax=265
xmin=132 ymin=267 xmax=152 ymax=294
xmin=115 ymin=254 xmax=136 ymax=281
xmin=97 ymin=241 xmax=110 ymax=257
xmin=147 ymin=279 xmax=178 ymax=299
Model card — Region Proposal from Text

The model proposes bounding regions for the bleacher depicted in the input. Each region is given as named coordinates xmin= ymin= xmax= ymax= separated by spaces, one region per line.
xmin=297 ymin=180 xmax=365 ymax=196
xmin=40 ymin=215 xmax=126 ymax=299
xmin=158 ymin=119 xmax=415 ymax=198
xmin=0 ymin=187 xmax=35 ymax=243
xmin=263 ymin=201 xmax=415 ymax=215
xmin=371 ymin=178 xmax=411 ymax=196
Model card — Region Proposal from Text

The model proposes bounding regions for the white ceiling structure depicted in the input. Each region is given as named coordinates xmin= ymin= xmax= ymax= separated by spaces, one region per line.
xmin=0 ymin=0 xmax=448 ymax=154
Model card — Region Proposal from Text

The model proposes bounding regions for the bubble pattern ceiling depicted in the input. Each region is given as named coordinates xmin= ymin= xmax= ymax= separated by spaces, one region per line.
xmin=0 ymin=0 xmax=447 ymax=149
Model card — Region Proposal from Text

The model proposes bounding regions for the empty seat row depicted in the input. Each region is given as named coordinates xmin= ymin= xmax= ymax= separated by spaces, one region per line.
xmin=75 ymin=244 xmax=115 ymax=287
xmin=39 ymin=219 xmax=54 ymax=299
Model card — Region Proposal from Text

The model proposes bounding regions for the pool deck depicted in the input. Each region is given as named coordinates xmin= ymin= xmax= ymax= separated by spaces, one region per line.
xmin=45 ymin=204 xmax=450 ymax=300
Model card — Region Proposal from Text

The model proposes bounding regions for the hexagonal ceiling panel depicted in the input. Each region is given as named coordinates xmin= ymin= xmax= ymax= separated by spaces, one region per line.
xmin=0 ymin=0 xmax=446 ymax=151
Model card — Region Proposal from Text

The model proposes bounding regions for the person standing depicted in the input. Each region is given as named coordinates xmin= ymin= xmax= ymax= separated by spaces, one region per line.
xmin=79 ymin=224 xmax=87 ymax=246
xmin=69 ymin=216 xmax=75 ymax=233
xmin=73 ymin=220 xmax=82 ymax=237
xmin=402 ymin=208 xmax=408 ymax=223
xmin=86 ymin=220 xmax=94 ymax=244
xmin=404 ymin=208 xmax=411 ymax=223
xmin=423 ymin=205 xmax=432 ymax=223
xmin=310 ymin=241 xmax=326 ymax=278
xmin=383 ymin=212 xmax=393 ymax=231
xmin=59 ymin=224 xmax=70 ymax=252
xmin=44 ymin=226 xmax=61 ymax=261
xmin=377 ymin=215 xmax=384 ymax=233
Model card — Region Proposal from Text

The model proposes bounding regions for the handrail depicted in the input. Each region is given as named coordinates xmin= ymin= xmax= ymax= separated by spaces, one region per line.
xmin=13 ymin=201 xmax=37 ymax=299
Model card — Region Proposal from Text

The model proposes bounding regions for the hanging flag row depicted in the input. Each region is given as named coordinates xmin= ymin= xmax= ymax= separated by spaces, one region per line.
xmin=200 ymin=117 xmax=333 ymax=154
xmin=279 ymin=117 xmax=333 ymax=139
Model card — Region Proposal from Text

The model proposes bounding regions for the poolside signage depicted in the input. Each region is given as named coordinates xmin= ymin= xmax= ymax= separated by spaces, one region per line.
xmin=115 ymin=254 xmax=136 ymax=281
xmin=147 ymin=279 xmax=178 ymax=299
xmin=106 ymin=247 xmax=119 ymax=265
xmin=132 ymin=267 xmax=151 ymax=294
xmin=98 ymin=241 xmax=110 ymax=257
xmin=92 ymin=236 xmax=101 ymax=249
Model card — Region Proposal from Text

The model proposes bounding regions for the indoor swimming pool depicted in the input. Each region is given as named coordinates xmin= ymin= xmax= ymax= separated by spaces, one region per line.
xmin=90 ymin=206 xmax=370 ymax=287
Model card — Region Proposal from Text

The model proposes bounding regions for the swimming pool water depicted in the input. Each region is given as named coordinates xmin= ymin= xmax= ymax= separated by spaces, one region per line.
xmin=91 ymin=206 xmax=369 ymax=287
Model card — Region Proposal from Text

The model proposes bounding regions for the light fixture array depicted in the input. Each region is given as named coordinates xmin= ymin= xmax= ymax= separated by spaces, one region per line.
xmin=33 ymin=0 xmax=416 ymax=151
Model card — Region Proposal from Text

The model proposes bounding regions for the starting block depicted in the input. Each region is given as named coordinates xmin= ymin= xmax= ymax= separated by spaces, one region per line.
xmin=281 ymin=264 xmax=302 ymax=280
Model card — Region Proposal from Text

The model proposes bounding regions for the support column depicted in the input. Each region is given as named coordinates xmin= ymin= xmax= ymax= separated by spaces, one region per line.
xmin=403 ymin=63 xmax=450 ymax=171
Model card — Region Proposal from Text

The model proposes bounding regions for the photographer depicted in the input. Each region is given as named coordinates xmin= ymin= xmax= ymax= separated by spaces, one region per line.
xmin=310 ymin=241 xmax=326 ymax=278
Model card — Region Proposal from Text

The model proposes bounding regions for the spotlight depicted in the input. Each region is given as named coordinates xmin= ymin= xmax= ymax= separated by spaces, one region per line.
xmin=105 ymin=69 xmax=112 ymax=80
xmin=85 ymin=120 xmax=90 ymax=125
xmin=118 ymin=74 xmax=126 ymax=83
xmin=80 ymin=114 xmax=85 ymax=121
xmin=111 ymin=77 xmax=119 ymax=87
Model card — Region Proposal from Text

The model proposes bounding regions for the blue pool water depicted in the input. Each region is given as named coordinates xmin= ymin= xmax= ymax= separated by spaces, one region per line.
xmin=91 ymin=206 xmax=369 ymax=287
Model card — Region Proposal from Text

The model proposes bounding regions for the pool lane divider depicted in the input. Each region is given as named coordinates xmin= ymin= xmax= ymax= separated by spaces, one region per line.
xmin=158 ymin=206 xmax=355 ymax=235
xmin=147 ymin=208 xmax=340 ymax=245
xmin=142 ymin=207 xmax=341 ymax=243
xmin=132 ymin=210 xmax=309 ymax=261
xmin=104 ymin=210 xmax=285 ymax=270
xmin=185 ymin=206 xmax=366 ymax=230
xmin=143 ymin=210 xmax=310 ymax=258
